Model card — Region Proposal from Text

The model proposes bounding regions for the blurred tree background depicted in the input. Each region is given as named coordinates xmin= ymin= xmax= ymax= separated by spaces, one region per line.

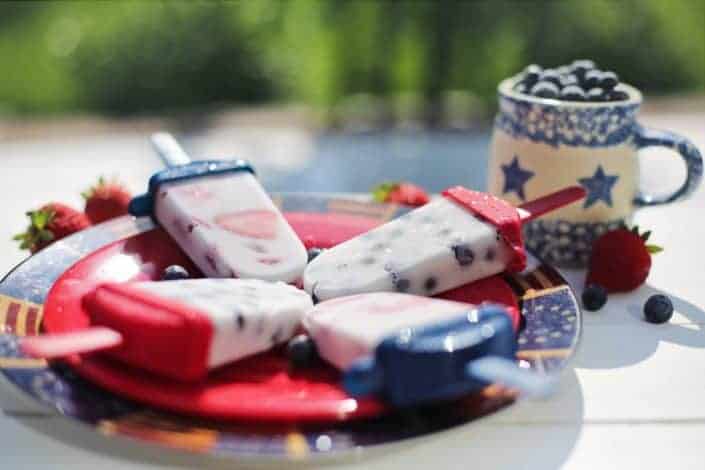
xmin=0 ymin=0 xmax=703 ymax=124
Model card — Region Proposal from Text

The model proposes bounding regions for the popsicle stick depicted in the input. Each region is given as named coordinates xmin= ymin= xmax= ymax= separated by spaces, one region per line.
xmin=466 ymin=356 xmax=557 ymax=399
xmin=21 ymin=327 xmax=123 ymax=359
xmin=150 ymin=132 xmax=192 ymax=167
xmin=517 ymin=186 xmax=587 ymax=222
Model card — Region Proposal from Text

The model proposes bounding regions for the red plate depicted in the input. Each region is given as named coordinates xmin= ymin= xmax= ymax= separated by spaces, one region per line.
xmin=43 ymin=213 xmax=520 ymax=423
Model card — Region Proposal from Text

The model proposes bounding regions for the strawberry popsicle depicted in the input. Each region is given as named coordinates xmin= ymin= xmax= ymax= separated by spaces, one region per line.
xmin=24 ymin=279 xmax=313 ymax=381
xmin=129 ymin=160 xmax=307 ymax=283
xmin=304 ymin=186 xmax=585 ymax=300
xmin=303 ymin=292 xmax=494 ymax=370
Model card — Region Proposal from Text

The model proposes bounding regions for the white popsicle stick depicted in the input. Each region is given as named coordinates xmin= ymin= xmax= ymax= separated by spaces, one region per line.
xmin=150 ymin=132 xmax=192 ymax=167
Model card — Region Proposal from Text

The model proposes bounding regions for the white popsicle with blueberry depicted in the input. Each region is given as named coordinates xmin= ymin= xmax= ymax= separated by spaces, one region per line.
xmin=129 ymin=133 xmax=308 ymax=283
xmin=22 ymin=279 xmax=313 ymax=381
xmin=304 ymin=186 xmax=585 ymax=301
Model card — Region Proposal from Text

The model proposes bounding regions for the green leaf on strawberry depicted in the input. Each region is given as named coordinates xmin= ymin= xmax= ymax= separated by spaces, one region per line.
xmin=646 ymin=244 xmax=663 ymax=254
xmin=371 ymin=182 xmax=398 ymax=203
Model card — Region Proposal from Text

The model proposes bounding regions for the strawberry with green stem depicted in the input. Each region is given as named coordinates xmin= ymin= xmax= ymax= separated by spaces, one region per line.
xmin=586 ymin=225 xmax=662 ymax=293
xmin=14 ymin=203 xmax=91 ymax=253
xmin=372 ymin=182 xmax=429 ymax=207
xmin=83 ymin=177 xmax=132 ymax=224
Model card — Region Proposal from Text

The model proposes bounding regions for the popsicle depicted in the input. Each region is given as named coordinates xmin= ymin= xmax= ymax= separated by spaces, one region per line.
xmin=22 ymin=279 xmax=313 ymax=381
xmin=304 ymin=186 xmax=585 ymax=301
xmin=343 ymin=304 xmax=555 ymax=406
xmin=303 ymin=292 xmax=503 ymax=371
xmin=128 ymin=134 xmax=307 ymax=283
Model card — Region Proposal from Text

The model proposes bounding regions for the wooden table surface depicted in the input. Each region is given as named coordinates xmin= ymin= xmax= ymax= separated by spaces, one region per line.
xmin=1 ymin=111 xmax=704 ymax=469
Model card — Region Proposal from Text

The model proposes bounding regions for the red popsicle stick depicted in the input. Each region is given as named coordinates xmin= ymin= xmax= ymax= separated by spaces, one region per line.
xmin=517 ymin=186 xmax=586 ymax=222
xmin=21 ymin=327 xmax=123 ymax=359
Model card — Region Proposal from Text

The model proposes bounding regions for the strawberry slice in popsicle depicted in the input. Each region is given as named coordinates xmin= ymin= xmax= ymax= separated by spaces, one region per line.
xmin=22 ymin=279 xmax=313 ymax=382
xmin=303 ymin=186 xmax=585 ymax=301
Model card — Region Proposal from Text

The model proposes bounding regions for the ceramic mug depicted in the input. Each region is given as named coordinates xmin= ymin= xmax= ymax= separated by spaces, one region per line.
xmin=487 ymin=78 xmax=703 ymax=267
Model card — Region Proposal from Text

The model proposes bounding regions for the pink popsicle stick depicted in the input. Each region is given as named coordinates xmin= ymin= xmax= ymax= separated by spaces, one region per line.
xmin=21 ymin=327 xmax=123 ymax=359
xmin=517 ymin=186 xmax=586 ymax=222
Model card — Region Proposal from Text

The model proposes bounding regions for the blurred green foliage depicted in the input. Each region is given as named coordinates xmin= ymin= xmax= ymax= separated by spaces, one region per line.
xmin=0 ymin=0 xmax=703 ymax=119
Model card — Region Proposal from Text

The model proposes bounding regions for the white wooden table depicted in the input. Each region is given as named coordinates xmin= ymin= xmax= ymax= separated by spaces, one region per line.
xmin=1 ymin=113 xmax=704 ymax=469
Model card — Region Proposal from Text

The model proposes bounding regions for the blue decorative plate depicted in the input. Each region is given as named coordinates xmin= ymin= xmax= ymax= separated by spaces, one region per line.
xmin=0 ymin=194 xmax=581 ymax=460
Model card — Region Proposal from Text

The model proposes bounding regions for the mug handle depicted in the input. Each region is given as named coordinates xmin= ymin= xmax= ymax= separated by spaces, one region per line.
xmin=633 ymin=124 xmax=703 ymax=206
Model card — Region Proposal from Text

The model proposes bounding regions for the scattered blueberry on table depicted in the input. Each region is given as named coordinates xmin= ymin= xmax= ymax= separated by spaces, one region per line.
xmin=582 ymin=284 xmax=608 ymax=311
xmin=643 ymin=294 xmax=674 ymax=324
xmin=287 ymin=334 xmax=319 ymax=368
xmin=512 ymin=60 xmax=628 ymax=102
xmin=161 ymin=264 xmax=190 ymax=281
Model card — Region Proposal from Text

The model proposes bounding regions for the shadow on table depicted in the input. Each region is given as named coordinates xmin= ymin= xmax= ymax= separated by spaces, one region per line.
xmin=13 ymin=369 xmax=584 ymax=470
xmin=575 ymin=284 xmax=705 ymax=369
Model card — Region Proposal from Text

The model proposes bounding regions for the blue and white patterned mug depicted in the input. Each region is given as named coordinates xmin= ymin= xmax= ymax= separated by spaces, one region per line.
xmin=488 ymin=78 xmax=703 ymax=267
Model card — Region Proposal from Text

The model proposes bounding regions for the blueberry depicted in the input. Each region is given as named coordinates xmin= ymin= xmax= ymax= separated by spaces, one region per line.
xmin=583 ymin=69 xmax=602 ymax=89
xmin=530 ymin=81 xmax=560 ymax=99
xmin=559 ymin=74 xmax=579 ymax=88
xmin=424 ymin=277 xmax=438 ymax=292
xmin=572 ymin=59 xmax=596 ymax=69
xmin=307 ymin=248 xmax=324 ymax=263
xmin=608 ymin=89 xmax=629 ymax=101
xmin=643 ymin=295 xmax=673 ymax=324
xmin=524 ymin=64 xmax=543 ymax=76
xmin=162 ymin=265 xmax=190 ymax=281
xmin=522 ymin=64 xmax=542 ymax=85
xmin=582 ymin=284 xmax=608 ymax=311
xmin=555 ymin=65 xmax=572 ymax=76
xmin=570 ymin=59 xmax=596 ymax=78
xmin=586 ymin=87 xmax=608 ymax=102
xmin=538 ymin=69 xmax=562 ymax=87
xmin=598 ymin=71 xmax=619 ymax=90
xmin=452 ymin=244 xmax=475 ymax=266
xmin=394 ymin=278 xmax=411 ymax=292
xmin=287 ymin=334 xmax=319 ymax=368
xmin=560 ymin=85 xmax=586 ymax=101
xmin=485 ymin=248 xmax=496 ymax=261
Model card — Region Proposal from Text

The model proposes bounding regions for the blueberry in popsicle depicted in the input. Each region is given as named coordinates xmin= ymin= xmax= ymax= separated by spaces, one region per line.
xmin=22 ymin=279 xmax=313 ymax=381
xmin=303 ymin=186 xmax=586 ymax=301
xmin=129 ymin=133 xmax=307 ymax=283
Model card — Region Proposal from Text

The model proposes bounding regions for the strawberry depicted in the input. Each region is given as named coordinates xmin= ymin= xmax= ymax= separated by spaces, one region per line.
xmin=214 ymin=210 xmax=279 ymax=239
xmin=82 ymin=177 xmax=132 ymax=224
xmin=586 ymin=226 xmax=663 ymax=293
xmin=372 ymin=182 xmax=429 ymax=207
xmin=13 ymin=203 xmax=91 ymax=253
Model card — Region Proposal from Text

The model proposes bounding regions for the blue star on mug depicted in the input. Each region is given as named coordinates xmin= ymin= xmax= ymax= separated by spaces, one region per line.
xmin=501 ymin=156 xmax=534 ymax=201
xmin=578 ymin=165 xmax=619 ymax=208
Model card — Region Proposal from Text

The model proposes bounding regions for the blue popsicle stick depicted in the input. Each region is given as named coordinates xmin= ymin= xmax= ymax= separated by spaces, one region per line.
xmin=343 ymin=304 xmax=556 ymax=407
xmin=466 ymin=356 xmax=556 ymax=399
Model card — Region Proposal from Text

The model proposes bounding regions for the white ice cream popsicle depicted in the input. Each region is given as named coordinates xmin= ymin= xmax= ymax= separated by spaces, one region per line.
xmin=304 ymin=186 xmax=585 ymax=301
xmin=129 ymin=160 xmax=307 ymax=283
xmin=303 ymin=292 xmax=479 ymax=370
xmin=23 ymin=279 xmax=313 ymax=382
